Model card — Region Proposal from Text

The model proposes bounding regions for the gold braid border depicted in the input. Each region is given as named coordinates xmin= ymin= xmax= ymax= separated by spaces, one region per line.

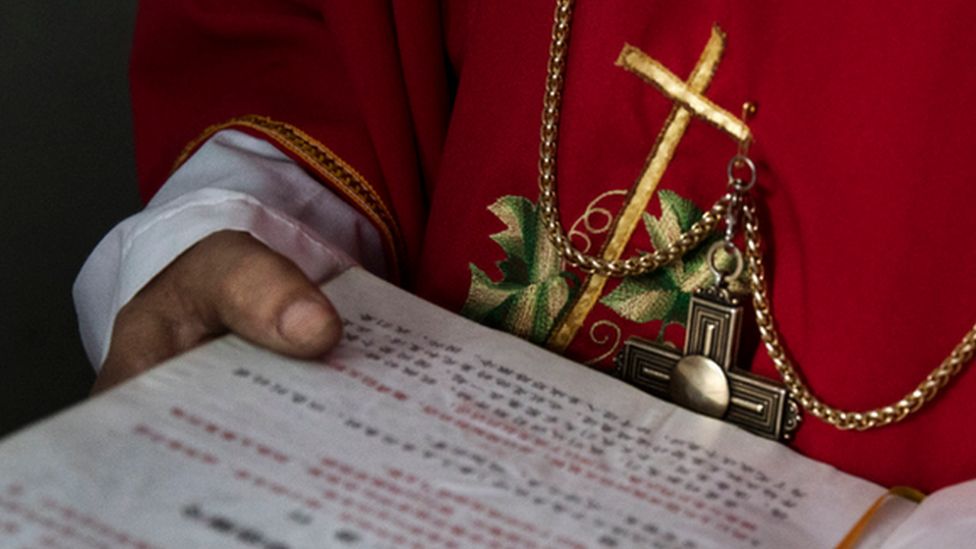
xmin=173 ymin=115 xmax=405 ymax=280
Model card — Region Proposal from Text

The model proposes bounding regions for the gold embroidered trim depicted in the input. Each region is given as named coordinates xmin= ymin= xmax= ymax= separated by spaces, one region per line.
xmin=548 ymin=26 xmax=741 ymax=351
xmin=172 ymin=115 xmax=405 ymax=279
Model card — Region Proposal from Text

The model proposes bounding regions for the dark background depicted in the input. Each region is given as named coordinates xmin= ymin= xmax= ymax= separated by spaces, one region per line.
xmin=0 ymin=3 xmax=142 ymax=436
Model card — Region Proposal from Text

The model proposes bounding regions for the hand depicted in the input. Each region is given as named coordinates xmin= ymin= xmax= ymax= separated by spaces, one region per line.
xmin=92 ymin=231 xmax=342 ymax=393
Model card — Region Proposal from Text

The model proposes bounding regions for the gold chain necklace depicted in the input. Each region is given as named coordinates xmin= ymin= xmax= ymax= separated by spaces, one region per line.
xmin=536 ymin=0 xmax=976 ymax=430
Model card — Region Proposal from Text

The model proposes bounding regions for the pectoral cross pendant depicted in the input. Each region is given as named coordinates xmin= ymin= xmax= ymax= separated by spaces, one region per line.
xmin=616 ymin=286 xmax=801 ymax=441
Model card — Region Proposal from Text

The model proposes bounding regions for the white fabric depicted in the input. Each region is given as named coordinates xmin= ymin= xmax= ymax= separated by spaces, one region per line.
xmin=73 ymin=130 xmax=386 ymax=370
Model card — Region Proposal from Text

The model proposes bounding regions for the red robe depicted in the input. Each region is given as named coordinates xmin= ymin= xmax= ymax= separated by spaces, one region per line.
xmin=130 ymin=0 xmax=976 ymax=493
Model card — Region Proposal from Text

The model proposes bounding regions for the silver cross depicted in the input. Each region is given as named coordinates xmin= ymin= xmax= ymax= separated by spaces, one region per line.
xmin=615 ymin=286 xmax=800 ymax=441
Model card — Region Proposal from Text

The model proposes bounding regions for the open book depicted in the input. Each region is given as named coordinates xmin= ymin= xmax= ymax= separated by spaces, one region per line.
xmin=1 ymin=268 xmax=973 ymax=548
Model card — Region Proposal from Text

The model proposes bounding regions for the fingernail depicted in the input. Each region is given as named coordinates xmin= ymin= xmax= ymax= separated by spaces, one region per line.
xmin=278 ymin=298 xmax=328 ymax=346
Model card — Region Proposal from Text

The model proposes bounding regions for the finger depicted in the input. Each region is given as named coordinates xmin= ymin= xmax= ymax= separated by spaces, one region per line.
xmin=202 ymin=233 xmax=343 ymax=358
xmin=93 ymin=303 xmax=192 ymax=394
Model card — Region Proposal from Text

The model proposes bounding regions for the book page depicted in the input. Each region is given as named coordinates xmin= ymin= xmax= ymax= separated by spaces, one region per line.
xmin=0 ymin=268 xmax=886 ymax=548
xmin=875 ymin=479 xmax=976 ymax=548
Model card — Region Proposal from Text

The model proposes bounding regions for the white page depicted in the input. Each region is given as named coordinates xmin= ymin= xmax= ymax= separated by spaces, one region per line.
xmin=875 ymin=479 xmax=976 ymax=548
xmin=0 ymin=268 xmax=886 ymax=548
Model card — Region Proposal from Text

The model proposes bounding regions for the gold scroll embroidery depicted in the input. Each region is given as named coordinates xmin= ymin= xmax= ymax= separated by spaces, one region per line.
xmin=547 ymin=26 xmax=750 ymax=351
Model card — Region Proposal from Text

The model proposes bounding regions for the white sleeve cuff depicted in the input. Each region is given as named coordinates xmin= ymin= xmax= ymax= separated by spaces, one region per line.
xmin=73 ymin=129 xmax=387 ymax=370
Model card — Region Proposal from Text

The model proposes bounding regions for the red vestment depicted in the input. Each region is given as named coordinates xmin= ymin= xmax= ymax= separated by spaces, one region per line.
xmin=131 ymin=0 xmax=976 ymax=492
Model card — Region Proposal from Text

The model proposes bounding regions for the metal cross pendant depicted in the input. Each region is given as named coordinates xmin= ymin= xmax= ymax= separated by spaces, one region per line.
xmin=615 ymin=286 xmax=800 ymax=441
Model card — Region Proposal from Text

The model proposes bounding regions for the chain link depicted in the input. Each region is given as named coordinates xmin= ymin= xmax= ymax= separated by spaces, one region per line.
xmin=538 ymin=0 xmax=976 ymax=429
xmin=537 ymin=0 xmax=729 ymax=277
xmin=742 ymin=201 xmax=976 ymax=430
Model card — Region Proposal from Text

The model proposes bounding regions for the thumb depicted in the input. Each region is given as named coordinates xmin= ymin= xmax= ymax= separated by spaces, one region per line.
xmin=204 ymin=233 xmax=343 ymax=358
xmin=95 ymin=231 xmax=343 ymax=395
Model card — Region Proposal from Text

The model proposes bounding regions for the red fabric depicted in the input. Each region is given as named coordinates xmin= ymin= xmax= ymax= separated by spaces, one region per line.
xmin=130 ymin=0 xmax=438 ymax=276
xmin=131 ymin=0 xmax=976 ymax=492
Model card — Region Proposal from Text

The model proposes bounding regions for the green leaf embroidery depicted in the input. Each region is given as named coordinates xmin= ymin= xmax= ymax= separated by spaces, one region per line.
xmin=601 ymin=190 xmax=725 ymax=337
xmin=462 ymin=196 xmax=577 ymax=344
xmin=599 ymin=273 xmax=678 ymax=324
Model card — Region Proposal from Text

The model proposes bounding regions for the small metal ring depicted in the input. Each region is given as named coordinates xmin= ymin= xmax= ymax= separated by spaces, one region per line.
xmin=707 ymin=240 xmax=744 ymax=283
xmin=727 ymin=155 xmax=757 ymax=192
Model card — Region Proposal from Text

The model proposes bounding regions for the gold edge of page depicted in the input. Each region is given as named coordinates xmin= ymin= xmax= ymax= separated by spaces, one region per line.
xmin=834 ymin=487 xmax=926 ymax=549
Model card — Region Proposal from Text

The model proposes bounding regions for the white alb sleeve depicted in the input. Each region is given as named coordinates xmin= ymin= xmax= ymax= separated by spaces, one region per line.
xmin=73 ymin=129 xmax=387 ymax=370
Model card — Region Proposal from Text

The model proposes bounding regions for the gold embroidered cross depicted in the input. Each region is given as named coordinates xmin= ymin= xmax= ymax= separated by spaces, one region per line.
xmin=548 ymin=26 xmax=752 ymax=351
